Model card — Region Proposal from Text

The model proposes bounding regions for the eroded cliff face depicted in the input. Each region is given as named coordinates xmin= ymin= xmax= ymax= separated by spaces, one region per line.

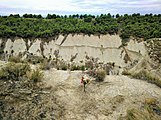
xmin=0 ymin=34 xmax=146 ymax=67
xmin=0 ymin=35 xmax=160 ymax=120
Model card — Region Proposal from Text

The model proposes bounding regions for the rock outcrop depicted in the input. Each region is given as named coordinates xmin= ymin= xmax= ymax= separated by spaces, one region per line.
xmin=0 ymin=34 xmax=146 ymax=67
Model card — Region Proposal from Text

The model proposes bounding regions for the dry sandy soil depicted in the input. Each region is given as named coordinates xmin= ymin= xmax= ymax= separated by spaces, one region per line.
xmin=44 ymin=69 xmax=161 ymax=120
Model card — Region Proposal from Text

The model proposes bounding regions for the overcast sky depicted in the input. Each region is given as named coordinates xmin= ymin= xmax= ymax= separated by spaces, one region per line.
xmin=0 ymin=0 xmax=161 ymax=16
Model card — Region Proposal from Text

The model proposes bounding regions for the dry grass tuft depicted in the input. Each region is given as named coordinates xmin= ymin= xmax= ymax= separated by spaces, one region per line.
xmin=87 ymin=69 xmax=106 ymax=82
xmin=8 ymin=56 xmax=22 ymax=63
xmin=120 ymin=98 xmax=161 ymax=120
xmin=131 ymin=70 xmax=161 ymax=88
xmin=28 ymin=69 xmax=44 ymax=83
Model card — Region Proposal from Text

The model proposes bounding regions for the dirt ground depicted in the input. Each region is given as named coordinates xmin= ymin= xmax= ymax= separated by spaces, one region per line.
xmin=44 ymin=69 xmax=161 ymax=120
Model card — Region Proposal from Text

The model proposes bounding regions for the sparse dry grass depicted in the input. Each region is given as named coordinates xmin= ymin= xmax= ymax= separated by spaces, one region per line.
xmin=87 ymin=69 xmax=106 ymax=82
xmin=131 ymin=70 xmax=161 ymax=88
xmin=27 ymin=56 xmax=45 ymax=64
xmin=120 ymin=98 xmax=161 ymax=120
xmin=0 ymin=67 xmax=60 ymax=120
xmin=144 ymin=98 xmax=157 ymax=105
xmin=122 ymin=70 xmax=131 ymax=76
xmin=122 ymin=68 xmax=161 ymax=88
xmin=39 ymin=60 xmax=51 ymax=70
xmin=8 ymin=56 xmax=22 ymax=63
xmin=0 ymin=62 xmax=44 ymax=84
xmin=28 ymin=68 xmax=44 ymax=83
xmin=0 ymin=62 xmax=30 ymax=80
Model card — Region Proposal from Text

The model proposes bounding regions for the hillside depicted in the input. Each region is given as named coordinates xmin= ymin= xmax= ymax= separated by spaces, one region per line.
xmin=0 ymin=62 xmax=161 ymax=120
xmin=0 ymin=33 xmax=160 ymax=119
xmin=0 ymin=14 xmax=161 ymax=120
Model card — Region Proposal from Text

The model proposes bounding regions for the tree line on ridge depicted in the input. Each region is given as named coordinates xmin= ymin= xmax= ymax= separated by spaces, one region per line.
xmin=0 ymin=13 xmax=161 ymax=40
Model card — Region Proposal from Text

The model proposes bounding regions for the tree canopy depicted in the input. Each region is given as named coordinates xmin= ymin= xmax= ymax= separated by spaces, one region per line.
xmin=0 ymin=13 xmax=161 ymax=40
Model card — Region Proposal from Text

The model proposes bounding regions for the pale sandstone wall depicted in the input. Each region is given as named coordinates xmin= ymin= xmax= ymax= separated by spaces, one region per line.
xmin=4 ymin=38 xmax=26 ymax=55
xmin=57 ymin=34 xmax=122 ymax=48
xmin=28 ymin=39 xmax=41 ymax=56
xmin=1 ymin=34 xmax=146 ymax=67
xmin=4 ymin=39 xmax=13 ymax=53
xmin=126 ymin=39 xmax=146 ymax=56
xmin=12 ymin=38 xmax=27 ymax=55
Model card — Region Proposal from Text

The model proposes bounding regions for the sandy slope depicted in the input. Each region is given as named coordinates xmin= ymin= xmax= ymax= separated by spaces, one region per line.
xmin=44 ymin=69 xmax=161 ymax=120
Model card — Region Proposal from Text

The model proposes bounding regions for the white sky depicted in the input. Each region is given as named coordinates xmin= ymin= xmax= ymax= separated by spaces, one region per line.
xmin=0 ymin=0 xmax=161 ymax=15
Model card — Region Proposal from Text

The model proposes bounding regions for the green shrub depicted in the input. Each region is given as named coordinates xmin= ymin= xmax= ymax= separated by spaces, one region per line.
xmin=0 ymin=63 xmax=31 ymax=80
xmin=61 ymin=64 xmax=67 ymax=70
xmin=71 ymin=65 xmax=80 ymax=71
xmin=30 ymin=69 xmax=44 ymax=83
xmin=80 ymin=65 xmax=85 ymax=71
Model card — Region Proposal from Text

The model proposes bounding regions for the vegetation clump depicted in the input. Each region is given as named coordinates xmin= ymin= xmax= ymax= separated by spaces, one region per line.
xmin=26 ymin=55 xmax=45 ymax=64
xmin=0 ymin=62 xmax=44 ymax=83
xmin=131 ymin=70 xmax=161 ymax=88
xmin=0 ymin=62 xmax=61 ymax=120
xmin=70 ymin=65 xmax=80 ymax=71
xmin=120 ymin=98 xmax=161 ymax=120
xmin=95 ymin=70 xmax=106 ymax=82
xmin=61 ymin=64 xmax=68 ymax=70
xmin=122 ymin=70 xmax=131 ymax=76
xmin=8 ymin=55 xmax=24 ymax=63
xmin=0 ymin=62 xmax=30 ymax=80
xmin=29 ymin=69 xmax=44 ymax=83
xmin=39 ymin=60 xmax=51 ymax=70
xmin=1 ymin=13 xmax=161 ymax=40
xmin=86 ymin=69 xmax=106 ymax=82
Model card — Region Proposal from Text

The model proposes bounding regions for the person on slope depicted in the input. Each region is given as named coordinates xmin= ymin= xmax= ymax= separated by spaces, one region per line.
xmin=81 ymin=75 xmax=90 ymax=92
